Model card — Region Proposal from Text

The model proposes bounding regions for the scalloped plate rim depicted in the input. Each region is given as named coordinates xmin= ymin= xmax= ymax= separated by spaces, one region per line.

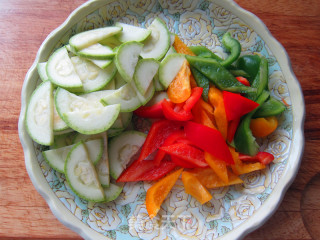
xmin=18 ymin=0 xmax=305 ymax=239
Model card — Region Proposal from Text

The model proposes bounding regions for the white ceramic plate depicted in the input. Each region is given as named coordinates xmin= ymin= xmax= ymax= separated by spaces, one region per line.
xmin=19 ymin=0 xmax=305 ymax=239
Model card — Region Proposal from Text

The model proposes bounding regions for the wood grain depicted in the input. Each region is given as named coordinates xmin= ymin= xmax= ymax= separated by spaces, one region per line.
xmin=0 ymin=0 xmax=319 ymax=239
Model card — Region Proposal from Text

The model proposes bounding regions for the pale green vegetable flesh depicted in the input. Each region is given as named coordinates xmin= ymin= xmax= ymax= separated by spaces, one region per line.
xmin=25 ymin=81 xmax=54 ymax=146
xmin=101 ymin=83 xmax=142 ymax=112
xmin=72 ymin=132 xmax=110 ymax=187
xmin=69 ymin=26 xmax=122 ymax=51
xmin=77 ymin=43 xmax=115 ymax=60
xmin=159 ymin=53 xmax=186 ymax=88
xmin=115 ymin=22 xmax=151 ymax=43
xmin=37 ymin=62 xmax=49 ymax=81
xmin=46 ymin=47 xmax=83 ymax=89
xmin=71 ymin=57 xmax=117 ymax=93
xmin=65 ymin=142 xmax=105 ymax=202
xmin=140 ymin=18 xmax=171 ymax=60
xmin=108 ymin=131 xmax=147 ymax=179
xmin=27 ymin=21 xmax=184 ymax=203
xmin=114 ymin=41 xmax=143 ymax=83
xmin=134 ymin=58 xmax=160 ymax=95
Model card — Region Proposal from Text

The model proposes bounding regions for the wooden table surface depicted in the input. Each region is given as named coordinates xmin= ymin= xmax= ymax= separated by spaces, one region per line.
xmin=1 ymin=0 xmax=319 ymax=239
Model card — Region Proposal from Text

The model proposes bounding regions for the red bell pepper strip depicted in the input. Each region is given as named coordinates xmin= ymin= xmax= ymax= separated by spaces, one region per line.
xmin=117 ymin=159 xmax=177 ymax=182
xmin=116 ymin=159 xmax=155 ymax=182
xmin=183 ymin=87 xmax=203 ymax=112
xmin=223 ymin=91 xmax=259 ymax=121
xmin=153 ymin=130 xmax=186 ymax=166
xmin=171 ymin=155 xmax=198 ymax=168
xmin=160 ymin=143 xmax=208 ymax=168
xmin=184 ymin=121 xmax=234 ymax=165
xmin=227 ymin=117 xmax=241 ymax=143
xmin=236 ymin=76 xmax=250 ymax=86
xmin=162 ymin=87 xmax=203 ymax=121
xmin=137 ymin=119 xmax=182 ymax=163
xmin=162 ymin=99 xmax=193 ymax=121
xmin=174 ymin=137 xmax=195 ymax=146
xmin=134 ymin=101 xmax=164 ymax=118
xmin=239 ymin=151 xmax=274 ymax=165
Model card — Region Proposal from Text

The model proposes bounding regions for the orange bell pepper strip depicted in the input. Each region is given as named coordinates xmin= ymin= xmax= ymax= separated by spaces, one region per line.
xmin=146 ymin=168 xmax=183 ymax=218
xmin=167 ymin=60 xmax=192 ymax=103
xmin=204 ymin=152 xmax=228 ymax=183
xmin=188 ymin=167 xmax=243 ymax=189
xmin=229 ymin=147 xmax=265 ymax=175
xmin=200 ymin=110 xmax=217 ymax=129
xmin=173 ymin=35 xmax=195 ymax=56
xmin=182 ymin=171 xmax=212 ymax=204
xmin=191 ymin=98 xmax=217 ymax=129
xmin=168 ymin=35 xmax=197 ymax=103
xmin=208 ymin=86 xmax=228 ymax=140
xmin=250 ymin=116 xmax=278 ymax=138
xmin=198 ymin=98 xmax=215 ymax=117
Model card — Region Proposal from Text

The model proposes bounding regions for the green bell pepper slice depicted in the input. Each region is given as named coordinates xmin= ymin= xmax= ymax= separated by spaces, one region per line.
xmin=253 ymin=96 xmax=286 ymax=118
xmin=190 ymin=66 xmax=210 ymax=101
xmin=189 ymin=46 xmax=223 ymax=62
xmin=234 ymin=90 xmax=270 ymax=156
xmin=220 ymin=32 xmax=241 ymax=67
xmin=236 ymin=55 xmax=261 ymax=82
xmin=186 ymin=55 xmax=255 ymax=93
xmin=246 ymin=56 xmax=269 ymax=100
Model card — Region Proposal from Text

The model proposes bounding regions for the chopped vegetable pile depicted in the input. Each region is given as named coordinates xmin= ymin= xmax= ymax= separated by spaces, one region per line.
xmin=25 ymin=18 xmax=286 ymax=218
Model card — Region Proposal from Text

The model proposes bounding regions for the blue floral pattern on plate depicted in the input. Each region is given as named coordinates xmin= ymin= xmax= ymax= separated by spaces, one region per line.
xmin=34 ymin=0 xmax=293 ymax=239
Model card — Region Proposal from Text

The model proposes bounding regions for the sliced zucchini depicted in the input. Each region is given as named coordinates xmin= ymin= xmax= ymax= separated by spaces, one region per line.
xmin=103 ymin=181 xmax=124 ymax=202
xmin=108 ymin=131 xmax=146 ymax=179
xmin=114 ymin=41 xmax=143 ymax=82
xmin=140 ymin=18 xmax=171 ymax=60
xmin=51 ymin=132 xmax=76 ymax=149
xmin=63 ymin=104 xmax=120 ymax=135
xmin=71 ymin=56 xmax=117 ymax=93
xmin=162 ymin=45 xmax=177 ymax=61
xmin=43 ymin=138 xmax=103 ymax=173
xmin=72 ymin=132 xmax=111 ymax=187
xmin=110 ymin=114 xmax=123 ymax=129
xmin=53 ymin=128 xmax=74 ymax=135
xmin=120 ymin=112 xmax=133 ymax=129
xmin=80 ymin=89 xmax=114 ymax=104
xmin=131 ymin=80 xmax=155 ymax=106
xmin=101 ymin=83 xmax=142 ymax=112
xmin=37 ymin=62 xmax=49 ymax=81
xmin=107 ymin=128 xmax=124 ymax=138
xmin=55 ymin=88 xmax=121 ymax=134
xmin=53 ymin=96 xmax=69 ymax=132
xmin=69 ymin=26 xmax=122 ymax=51
xmin=90 ymin=58 xmax=113 ymax=69
xmin=103 ymin=79 xmax=116 ymax=90
xmin=46 ymin=47 xmax=83 ymax=90
xmin=25 ymin=81 xmax=54 ymax=146
xmin=153 ymin=72 xmax=165 ymax=91
xmin=133 ymin=58 xmax=160 ymax=95
xmin=84 ymin=138 xmax=104 ymax=165
xmin=99 ymin=35 xmax=122 ymax=48
xmin=43 ymin=144 xmax=73 ymax=173
xmin=114 ymin=72 xmax=127 ymax=89
xmin=145 ymin=91 xmax=168 ymax=106
xmin=115 ymin=22 xmax=151 ymax=43
xmin=55 ymin=88 xmax=95 ymax=116
xmin=77 ymin=43 xmax=115 ymax=60
xmin=159 ymin=53 xmax=186 ymax=88
xmin=65 ymin=141 xmax=105 ymax=202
